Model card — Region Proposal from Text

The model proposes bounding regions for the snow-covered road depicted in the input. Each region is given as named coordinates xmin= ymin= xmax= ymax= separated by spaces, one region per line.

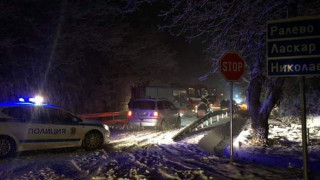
xmin=0 ymin=127 xmax=302 ymax=180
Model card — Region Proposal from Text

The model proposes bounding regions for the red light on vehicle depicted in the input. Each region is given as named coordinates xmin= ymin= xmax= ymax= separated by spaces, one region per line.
xmin=152 ymin=111 xmax=159 ymax=117
xmin=128 ymin=110 xmax=133 ymax=118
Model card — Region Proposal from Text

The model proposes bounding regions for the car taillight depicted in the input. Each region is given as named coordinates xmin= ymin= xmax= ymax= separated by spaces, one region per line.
xmin=152 ymin=111 xmax=158 ymax=117
xmin=128 ymin=110 xmax=133 ymax=118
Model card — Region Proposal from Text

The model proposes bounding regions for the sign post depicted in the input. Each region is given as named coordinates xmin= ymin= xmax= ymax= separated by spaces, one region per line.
xmin=267 ymin=16 xmax=320 ymax=180
xmin=229 ymin=81 xmax=233 ymax=163
xmin=220 ymin=52 xmax=245 ymax=164
xmin=300 ymin=76 xmax=308 ymax=180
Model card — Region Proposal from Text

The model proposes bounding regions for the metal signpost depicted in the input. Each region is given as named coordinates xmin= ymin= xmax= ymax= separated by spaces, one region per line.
xmin=267 ymin=16 xmax=320 ymax=180
xmin=220 ymin=52 xmax=245 ymax=164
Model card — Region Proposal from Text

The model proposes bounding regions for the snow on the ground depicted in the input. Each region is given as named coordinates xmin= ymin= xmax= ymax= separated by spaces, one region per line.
xmin=232 ymin=116 xmax=320 ymax=173
xmin=0 ymin=126 xmax=303 ymax=180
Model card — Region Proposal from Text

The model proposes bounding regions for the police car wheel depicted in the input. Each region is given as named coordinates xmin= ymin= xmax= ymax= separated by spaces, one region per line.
xmin=0 ymin=136 xmax=15 ymax=157
xmin=83 ymin=131 xmax=103 ymax=151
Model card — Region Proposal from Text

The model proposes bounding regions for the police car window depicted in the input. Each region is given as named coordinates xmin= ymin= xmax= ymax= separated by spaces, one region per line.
xmin=49 ymin=108 xmax=74 ymax=124
xmin=31 ymin=107 xmax=52 ymax=124
xmin=2 ymin=107 xmax=32 ymax=122
xmin=132 ymin=101 xmax=155 ymax=110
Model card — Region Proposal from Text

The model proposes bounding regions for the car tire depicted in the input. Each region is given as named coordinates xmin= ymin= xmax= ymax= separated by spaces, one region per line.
xmin=175 ymin=117 xmax=181 ymax=128
xmin=0 ymin=136 xmax=16 ymax=158
xmin=83 ymin=131 xmax=103 ymax=151
xmin=160 ymin=119 xmax=168 ymax=131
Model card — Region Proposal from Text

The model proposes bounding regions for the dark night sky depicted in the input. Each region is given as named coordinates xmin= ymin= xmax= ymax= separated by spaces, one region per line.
xmin=0 ymin=0 xmax=231 ymax=111
xmin=128 ymin=2 xmax=228 ymax=92
xmin=129 ymin=2 xmax=211 ymax=82
xmin=1 ymin=0 xmax=221 ymax=85
xmin=3 ymin=1 xmax=318 ymax=112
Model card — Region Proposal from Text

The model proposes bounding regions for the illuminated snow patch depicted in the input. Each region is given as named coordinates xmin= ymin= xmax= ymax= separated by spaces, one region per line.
xmin=233 ymin=127 xmax=251 ymax=148
xmin=110 ymin=129 xmax=183 ymax=150
xmin=233 ymin=116 xmax=320 ymax=149
xmin=184 ymin=133 xmax=206 ymax=144
xmin=308 ymin=116 xmax=320 ymax=127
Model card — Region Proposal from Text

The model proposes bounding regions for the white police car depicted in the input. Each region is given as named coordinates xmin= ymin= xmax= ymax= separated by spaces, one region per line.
xmin=0 ymin=100 xmax=110 ymax=157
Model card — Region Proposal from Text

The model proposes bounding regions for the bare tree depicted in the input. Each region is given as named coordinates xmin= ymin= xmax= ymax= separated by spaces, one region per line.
xmin=146 ymin=0 xmax=320 ymax=144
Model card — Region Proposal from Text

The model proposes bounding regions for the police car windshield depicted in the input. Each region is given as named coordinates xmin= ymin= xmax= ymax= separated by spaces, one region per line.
xmin=132 ymin=101 xmax=155 ymax=110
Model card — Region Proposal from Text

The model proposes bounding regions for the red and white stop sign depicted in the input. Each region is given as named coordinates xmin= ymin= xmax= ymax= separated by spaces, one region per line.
xmin=220 ymin=52 xmax=245 ymax=81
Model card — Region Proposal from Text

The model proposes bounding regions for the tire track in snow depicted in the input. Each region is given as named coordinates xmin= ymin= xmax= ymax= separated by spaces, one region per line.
xmin=107 ymin=130 xmax=176 ymax=151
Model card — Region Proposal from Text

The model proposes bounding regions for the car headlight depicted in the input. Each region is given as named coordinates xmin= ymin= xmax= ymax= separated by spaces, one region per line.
xmin=103 ymin=124 xmax=110 ymax=131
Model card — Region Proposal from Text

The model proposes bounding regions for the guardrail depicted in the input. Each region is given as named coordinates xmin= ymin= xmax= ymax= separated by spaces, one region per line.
xmin=79 ymin=111 xmax=128 ymax=126
xmin=172 ymin=109 xmax=229 ymax=142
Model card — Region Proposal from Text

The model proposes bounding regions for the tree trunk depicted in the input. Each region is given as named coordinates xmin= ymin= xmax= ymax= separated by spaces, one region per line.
xmin=247 ymin=71 xmax=265 ymax=144
xmin=247 ymin=74 xmax=285 ymax=145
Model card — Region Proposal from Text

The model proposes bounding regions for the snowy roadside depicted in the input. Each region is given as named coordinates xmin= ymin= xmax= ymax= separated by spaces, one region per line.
xmin=226 ymin=116 xmax=320 ymax=178
xmin=0 ymin=127 xmax=303 ymax=180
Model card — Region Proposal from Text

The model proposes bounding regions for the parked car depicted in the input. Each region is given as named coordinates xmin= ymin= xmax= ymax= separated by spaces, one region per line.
xmin=127 ymin=98 xmax=181 ymax=130
xmin=0 ymin=102 xmax=110 ymax=158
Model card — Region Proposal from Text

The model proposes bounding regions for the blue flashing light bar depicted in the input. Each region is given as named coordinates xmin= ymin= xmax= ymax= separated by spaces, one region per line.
xmin=18 ymin=98 xmax=25 ymax=102
xmin=18 ymin=96 xmax=44 ymax=105
xmin=0 ymin=96 xmax=57 ymax=108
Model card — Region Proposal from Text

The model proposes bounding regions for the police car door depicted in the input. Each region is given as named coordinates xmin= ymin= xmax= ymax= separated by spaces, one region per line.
xmin=49 ymin=108 xmax=82 ymax=148
xmin=1 ymin=106 xmax=51 ymax=151
xmin=21 ymin=106 xmax=55 ymax=150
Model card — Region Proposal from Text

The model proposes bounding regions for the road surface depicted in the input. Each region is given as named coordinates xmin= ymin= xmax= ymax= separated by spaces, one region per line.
xmin=0 ymin=113 xmax=302 ymax=179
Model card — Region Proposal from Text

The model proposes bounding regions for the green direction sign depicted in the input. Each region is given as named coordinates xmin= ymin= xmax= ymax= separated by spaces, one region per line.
xmin=267 ymin=16 xmax=320 ymax=77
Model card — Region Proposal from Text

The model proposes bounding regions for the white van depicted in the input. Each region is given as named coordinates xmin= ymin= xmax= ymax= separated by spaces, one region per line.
xmin=128 ymin=98 xmax=181 ymax=130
